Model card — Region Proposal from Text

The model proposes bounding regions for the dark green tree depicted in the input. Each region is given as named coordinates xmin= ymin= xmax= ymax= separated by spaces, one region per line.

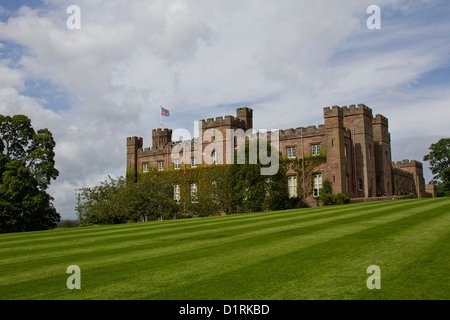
xmin=75 ymin=176 xmax=128 ymax=225
xmin=76 ymin=173 xmax=179 ymax=225
xmin=0 ymin=115 xmax=60 ymax=233
xmin=423 ymin=138 xmax=450 ymax=197
xmin=0 ymin=159 xmax=59 ymax=233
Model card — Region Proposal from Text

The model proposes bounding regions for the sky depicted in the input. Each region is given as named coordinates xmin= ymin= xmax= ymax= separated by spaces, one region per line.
xmin=0 ymin=0 xmax=449 ymax=220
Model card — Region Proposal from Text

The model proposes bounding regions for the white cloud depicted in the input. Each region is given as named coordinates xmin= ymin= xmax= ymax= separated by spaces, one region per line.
xmin=0 ymin=61 xmax=24 ymax=89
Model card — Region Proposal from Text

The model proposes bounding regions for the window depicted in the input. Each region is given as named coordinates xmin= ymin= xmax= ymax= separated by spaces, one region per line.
xmin=212 ymin=150 xmax=218 ymax=165
xmin=243 ymin=180 xmax=249 ymax=201
xmin=287 ymin=147 xmax=296 ymax=158
xmin=265 ymin=178 xmax=273 ymax=198
xmin=288 ymin=176 xmax=297 ymax=198
xmin=312 ymin=144 xmax=321 ymax=156
xmin=344 ymin=145 xmax=347 ymax=157
xmin=174 ymin=184 xmax=180 ymax=203
xmin=174 ymin=159 xmax=180 ymax=170
xmin=313 ymin=174 xmax=322 ymax=197
xmin=212 ymin=181 xmax=218 ymax=200
xmin=157 ymin=161 xmax=164 ymax=171
xmin=143 ymin=163 xmax=148 ymax=173
xmin=191 ymin=157 xmax=197 ymax=168
xmin=358 ymin=178 xmax=364 ymax=191
xmin=191 ymin=183 xmax=198 ymax=203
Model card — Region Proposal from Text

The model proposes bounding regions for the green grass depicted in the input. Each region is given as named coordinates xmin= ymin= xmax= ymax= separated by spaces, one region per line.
xmin=0 ymin=198 xmax=449 ymax=300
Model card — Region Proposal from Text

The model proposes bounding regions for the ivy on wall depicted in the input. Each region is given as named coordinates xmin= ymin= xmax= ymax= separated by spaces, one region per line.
xmin=285 ymin=148 xmax=327 ymax=205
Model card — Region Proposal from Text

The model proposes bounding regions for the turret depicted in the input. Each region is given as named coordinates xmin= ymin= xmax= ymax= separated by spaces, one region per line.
xmin=236 ymin=107 xmax=253 ymax=130
xmin=152 ymin=128 xmax=172 ymax=149
xmin=127 ymin=136 xmax=143 ymax=180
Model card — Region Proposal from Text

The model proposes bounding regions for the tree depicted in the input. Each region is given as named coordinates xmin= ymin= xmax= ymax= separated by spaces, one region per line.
xmin=76 ymin=173 xmax=179 ymax=225
xmin=423 ymin=138 xmax=450 ymax=196
xmin=0 ymin=115 xmax=59 ymax=190
xmin=0 ymin=159 xmax=60 ymax=233
xmin=0 ymin=115 xmax=60 ymax=233
xmin=75 ymin=176 xmax=128 ymax=225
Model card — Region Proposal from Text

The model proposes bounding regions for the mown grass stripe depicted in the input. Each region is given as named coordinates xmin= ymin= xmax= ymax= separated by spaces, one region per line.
xmin=258 ymin=200 xmax=450 ymax=300
xmin=133 ymin=198 xmax=449 ymax=300
xmin=0 ymin=199 xmax=415 ymax=247
xmin=0 ymin=198 xmax=448 ymax=299
xmin=0 ymin=198 xmax=434 ymax=263
xmin=1 ymin=198 xmax=446 ymax=300
xmin=0 ymin=198 xmax=434 ymax=276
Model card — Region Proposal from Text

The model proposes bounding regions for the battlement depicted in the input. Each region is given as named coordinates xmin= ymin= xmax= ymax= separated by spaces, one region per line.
xmin=323 ymin=106 xmax=344 ymax=118
xmin=200 ymin=115 xmax=247 ymax=130
xmin=236 ymin=107 xmax=252 ymax=113
xmin=127 ymin=136 xmax=143 ymax=146
xmin=341 ymin=104 xmax=373 ymax=118
xmin=280 ymin=125 xmax=325 ymax=138
xmin=140 ymin=145 xmax=171 ymax=156
xmin=392 ymin=167 xmax=414 ymax=178
xmin=152 ymin=128 xmax=173 ymax=135
xmin=152 ymin=128 xmax=172 ymax=149
xmin=373 ymin=114 xmax=389 ymax=126
xmin=392 ymin=159 xmax=423 ymax=168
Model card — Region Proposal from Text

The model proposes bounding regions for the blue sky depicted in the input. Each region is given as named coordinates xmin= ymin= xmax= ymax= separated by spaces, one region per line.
xmin=1 ymin=0 xmax=449 ymax=219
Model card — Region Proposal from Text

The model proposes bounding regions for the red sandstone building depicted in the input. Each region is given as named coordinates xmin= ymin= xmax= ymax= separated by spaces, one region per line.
xmin=127 ymin=104 xmax=430 ymax=205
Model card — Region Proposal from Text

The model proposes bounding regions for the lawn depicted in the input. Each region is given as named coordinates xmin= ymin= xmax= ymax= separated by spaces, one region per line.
xmin=0 ymin=197 xmax=449 ymax=300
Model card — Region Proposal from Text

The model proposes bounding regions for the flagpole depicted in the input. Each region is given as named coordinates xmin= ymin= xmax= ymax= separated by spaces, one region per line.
xmin=160 ymin=106 xmax=163 ymax=129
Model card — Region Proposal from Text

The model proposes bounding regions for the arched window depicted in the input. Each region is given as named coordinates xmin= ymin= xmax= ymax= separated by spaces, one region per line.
xmin=212 ymin=150 xmax=218 ymax=165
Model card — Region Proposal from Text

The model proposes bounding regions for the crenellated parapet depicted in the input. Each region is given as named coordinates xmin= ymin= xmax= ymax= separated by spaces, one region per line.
xmin=280 ymin=125 xmax=325 ymax=139
xmin=373 ymin=114 xmax=389 ymax=126
xmin=341 ymin=104 xmax=373 ymax=118
xmin=200 ymin=115 xmax=247 ymax=130
xmin=392 ymin=167 xmax=414 ymax=178
xmin=392 ymin=159 xmax=423 ymax=169
xmin=127 ymin=136 xmax=143 ymax=147
xmin=152 ymin=128 xmax=172 ymax=149
xmin=323 ymin=106 xmax=344 ymax=118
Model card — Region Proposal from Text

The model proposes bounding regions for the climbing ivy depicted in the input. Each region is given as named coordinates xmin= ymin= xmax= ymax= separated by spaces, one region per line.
xmin=286 ymin=148 xmax=327 ymax=206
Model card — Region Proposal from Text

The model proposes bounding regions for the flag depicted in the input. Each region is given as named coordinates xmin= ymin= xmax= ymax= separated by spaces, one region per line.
xmin=161 ymin=107 xmax=170 ymax=117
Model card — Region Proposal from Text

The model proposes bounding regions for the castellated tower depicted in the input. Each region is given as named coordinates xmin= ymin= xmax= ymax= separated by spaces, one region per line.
xmin=342 ymin=104 xmax=377 ymax=198
xmin=392 ymin=160 xmax=425 ymax=198
xmin=127 ymin=136 xmax=143 ymax=171
xmin=236 ymin=107 xmax=253 ymax=130
xmin=323 ymin=106 xmax=345 ymax=195
xmin=372 ymin=114 xmax=392 ymax=196
xmin=152 ymin=128 xmax=173 ymax=150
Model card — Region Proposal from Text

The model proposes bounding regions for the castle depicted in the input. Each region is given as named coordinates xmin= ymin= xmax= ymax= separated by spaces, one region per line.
xmin=127 ymin=104 xmax=432 ymax=206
